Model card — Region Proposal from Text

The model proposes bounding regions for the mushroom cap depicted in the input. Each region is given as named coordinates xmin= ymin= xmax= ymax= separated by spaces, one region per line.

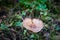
xmin=23 ymin=18 xmax=44 ymax=33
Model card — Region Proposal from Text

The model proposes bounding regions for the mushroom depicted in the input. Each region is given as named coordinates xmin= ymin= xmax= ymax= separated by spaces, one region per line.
xmin=22 ymin=18 xmax=44 ymax=33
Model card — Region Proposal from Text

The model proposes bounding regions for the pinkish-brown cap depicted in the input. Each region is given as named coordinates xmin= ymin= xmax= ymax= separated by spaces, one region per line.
xmin=22 ymin=18 xmax=44 ymax=33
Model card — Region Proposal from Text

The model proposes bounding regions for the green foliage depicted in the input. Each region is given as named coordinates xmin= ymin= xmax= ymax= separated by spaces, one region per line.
xmin=19 ymin=0 xmax=47 ymax=11
xmin=16 ymin=14 xmax=22 ymax=19
xmin=21 ymin=11 xmax=26 ymax=16
xmin=14 ymin=21 xmax=22 ymax=27
xmin=55 ymin=25 xmax=60 ymax=31
xmin=18 ymin=0 xmax=48 ymax=20
xmin=30 ymin=34 xmax=35 ymax=38
xmin=0 ymin=24 xmax=8 ymax=30
xmin=36 ymin=4 xmax=47 ymax=11
xmin=23 ymin=30 xmax=27 ymax=35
